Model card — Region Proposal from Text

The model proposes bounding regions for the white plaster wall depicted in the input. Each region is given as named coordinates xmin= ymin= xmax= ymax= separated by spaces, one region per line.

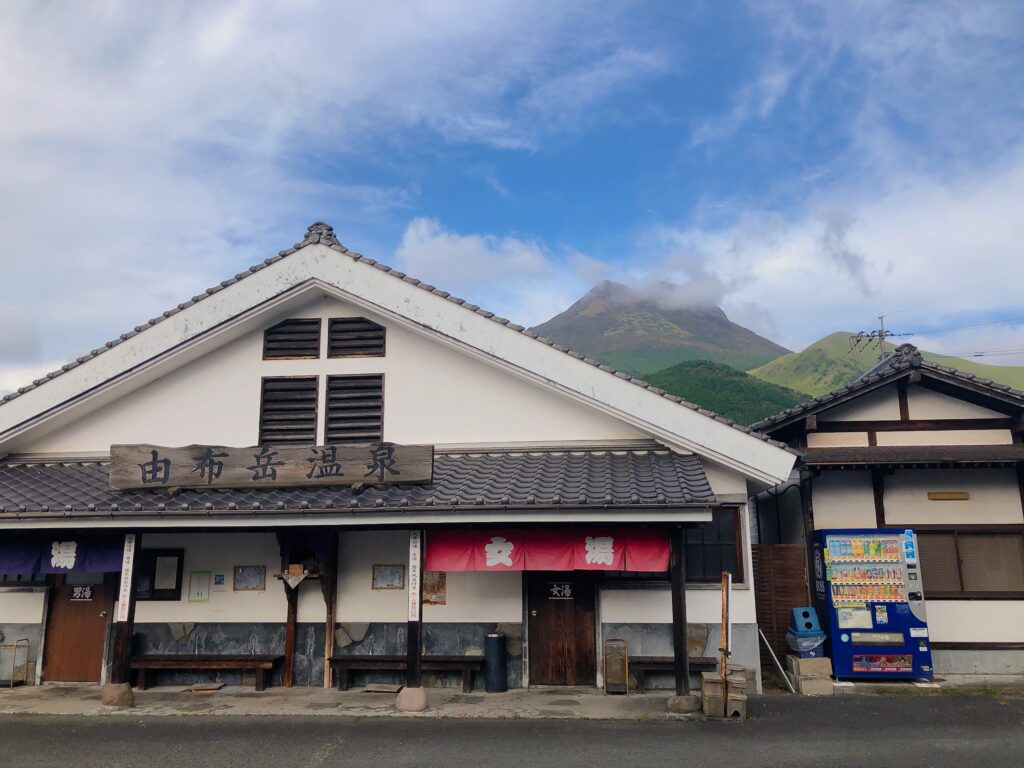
xmin=818 ymin=386 xmax=900 ymax=421
xmin=807 ymin=432 xmax=870 ymax=448
xmin=907 ymin=388 xmax=1004 ymax=419
xmin=337 ymin=530 xmax=522 ymax=624
xmin=599 ymin=585 xmax=756 ymax=624
xmin=875 ymin=429 xmax=1013 ymax=446
xmin=702 ymin=462 xmax=748 ymax=495
xmin=132 ymin=533 xmax=291 ymax=623
xmin=0 ymin=589 xmax=46 ymax=623
xmin=926 ymin=601 xmax=1024 ymax=643
xmin=812 ymin=472 xmax=877 ymax=529
xmin=884 ymin=468 xmax=1024 ymax=525
xmin=22 ymin=296 xmax=644 ymax=454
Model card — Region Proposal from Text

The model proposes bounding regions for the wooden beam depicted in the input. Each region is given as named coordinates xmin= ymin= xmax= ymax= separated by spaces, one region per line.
xmin=109 ymin=532 xmax=141 ymax=685
xmin=406 ymin=530 xmax=424 ymax=688
xmin=320 ymin=530 xmax=340 ymax=688
xmin=669 ymin=525 xmax=690 ymax=696
xmin=804 ymin=414 xmax=818 ymax=432
xmin=907 ymin=370 xmax=922 ymax=385
xmin=871 ymin=470 xmax=887 ymax=528
xmin=816 ymin=418 xmax=1015 ymax=433
xmin=897 ymin=381 xmax=910 ymax=422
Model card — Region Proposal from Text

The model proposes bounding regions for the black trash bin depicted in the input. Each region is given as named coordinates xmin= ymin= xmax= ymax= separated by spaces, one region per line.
xmin=484 ymin=633 xmax=508 ymax=692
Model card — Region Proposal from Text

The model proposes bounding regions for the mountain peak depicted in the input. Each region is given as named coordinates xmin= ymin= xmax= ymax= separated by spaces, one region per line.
xmin=531 ymin=282 xmax=790 ymax=374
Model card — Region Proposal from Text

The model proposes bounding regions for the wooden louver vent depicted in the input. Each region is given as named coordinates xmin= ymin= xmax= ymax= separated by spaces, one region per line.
xmin=328 ymin=317 xmax=386 ymax=358
xmin=263 ymin=319 xmax=321 ymax=359
xmin=326 ymin=375 xmax=384 ymax=444
xmin=258 ymin=377 xmax=319 ymax=445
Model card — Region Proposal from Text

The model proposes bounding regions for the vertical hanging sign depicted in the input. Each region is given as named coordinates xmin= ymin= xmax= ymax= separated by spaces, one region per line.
xmin=408 ymin=530 xmax=422 ymax=622
xmin=115 ymin=533 xmax=136 ymax=622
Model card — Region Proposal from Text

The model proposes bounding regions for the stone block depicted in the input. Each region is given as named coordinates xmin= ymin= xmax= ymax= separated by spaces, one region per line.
xmin=701 ymin=670 xmax=747 ymax=696
xmin=703 ymin=691 xmax=747 ymax=719
xmin=101 ymin=682 xmax=134 ymax=708
xmin=667 ymin=694 xmax=701 ymax=713
xmin=787 ymin=655 xmax=832 ymax=679
xmin=395 ymin=686 xmax=428 ymax=712
xmin=797 ymin=677 xmax=835 ymax=697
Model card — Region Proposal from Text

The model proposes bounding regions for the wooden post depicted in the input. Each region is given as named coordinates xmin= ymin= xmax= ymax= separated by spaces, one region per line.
xmin=406 ymin=530 xmax=423 ymax=688
xmin=109 ymin=532 xmax=140 ymax=685
xmin=669 ymin=525 xmax=690 ymax=696
xmin=283 ymin=584 xmax=297 ymax=688
xmin=321 ymin=530 xmax=339 ymax=688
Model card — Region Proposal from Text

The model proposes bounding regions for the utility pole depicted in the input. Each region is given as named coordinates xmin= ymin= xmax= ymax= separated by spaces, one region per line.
xmin=878 ymin=315 xmax=887 ymax=361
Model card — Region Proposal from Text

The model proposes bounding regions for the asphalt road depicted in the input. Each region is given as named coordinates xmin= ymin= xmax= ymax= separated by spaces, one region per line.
xmin=2 ymin=695 xmax=1023 ymax=768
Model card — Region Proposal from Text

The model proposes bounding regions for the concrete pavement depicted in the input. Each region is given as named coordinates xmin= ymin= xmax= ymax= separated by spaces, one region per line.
xmin=1 ymin=694 xmax=1023 ymax=768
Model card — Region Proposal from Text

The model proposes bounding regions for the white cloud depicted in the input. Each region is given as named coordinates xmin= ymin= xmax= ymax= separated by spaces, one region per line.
xmin=394 ymin=218 xmax=591 ymax=327
xmin=646 ymin=150 xmax=1024 ymax=364
xmin=0 ymin=0 xmax=669 ymax=392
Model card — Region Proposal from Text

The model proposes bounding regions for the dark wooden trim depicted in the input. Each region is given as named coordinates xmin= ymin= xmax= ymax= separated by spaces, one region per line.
xmin=800 ymin=476 xmax=815 ymax=604
xmin=258 ymin=375 xmax=319 ymax=446
xmin=897 ymin=381 xmax=910 ymax=422
xmin=867 ymin=431 xmax=878 ymax=446
xmin=262 ymin=318 xmax=322 ymax=360
xmin=804 ymin=415 xmax=817 ymax=432
xmin=931 ymin=642 xmax=1024 ymax=651
xmin=925 ymin=592 xmax=1024 ymax=600
xmin=871 ymin=470 xmax=886 ymax=528
xmin=109 ymin=532 xmax=142 ymax=685
xmin=320 ymin=529 xmax=339 ymax=688
xmin=1017 ymin=464 xmax=1024 ymax=522
xmin=815 ymin=418 xmax=1014 ymax=432
xmin=890 ymin=523 xmax=1024 ymax=532
xmin=283 ymin=584 xmax=297 ymax=687
xmin=669 ymin=525 xmax=690 ymax=696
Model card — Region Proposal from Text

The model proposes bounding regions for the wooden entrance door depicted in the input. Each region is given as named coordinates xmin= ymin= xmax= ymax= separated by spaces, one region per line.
xmin=42 ymin=575 xmax=110 ymax=682
xmin=527 ymin=571 xmax=596 ymax=685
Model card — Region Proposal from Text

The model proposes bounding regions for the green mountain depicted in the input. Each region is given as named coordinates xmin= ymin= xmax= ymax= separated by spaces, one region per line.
xmin=644 ymin=360 xmax=809 ymax=426
xmin=531 ymin=281 xmax=790 ymax=374
xmin=750 ymin=332 xmax=1024 ymax=396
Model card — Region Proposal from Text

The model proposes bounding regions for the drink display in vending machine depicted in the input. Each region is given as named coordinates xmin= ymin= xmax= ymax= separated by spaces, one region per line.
xmin=812 ymin=528 xmax=932 ymax=680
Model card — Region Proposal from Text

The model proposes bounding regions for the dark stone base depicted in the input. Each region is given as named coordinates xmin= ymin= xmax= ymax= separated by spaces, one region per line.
xmin=125 ymin=621 xmax=524 ymax=689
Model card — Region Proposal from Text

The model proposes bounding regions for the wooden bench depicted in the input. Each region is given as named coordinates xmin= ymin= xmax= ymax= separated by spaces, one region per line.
xmin=129 ymin=654 xmax=283 ymax=692
xmin=330 ymin=655 xmax=485 ymax=693
xmin=628 ymin=656 xmax=717 ymax=693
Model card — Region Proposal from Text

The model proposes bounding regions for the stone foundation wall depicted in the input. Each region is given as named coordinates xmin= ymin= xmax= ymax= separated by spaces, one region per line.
xmin=123 ymin=621 xmax=524 ymax=689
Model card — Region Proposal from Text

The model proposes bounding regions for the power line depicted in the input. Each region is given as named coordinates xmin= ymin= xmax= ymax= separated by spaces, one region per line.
xmin=885 ymin=266 xmax=1024 ymax=318
xmin=909 ymin=315 xmax=1024 ymax=336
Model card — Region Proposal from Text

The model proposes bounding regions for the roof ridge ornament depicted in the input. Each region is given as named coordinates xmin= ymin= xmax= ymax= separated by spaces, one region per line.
xmin=303 ymin=221 xmax=340 ymax=247
xmin=890 ymin=342 xmax=923 ymax=368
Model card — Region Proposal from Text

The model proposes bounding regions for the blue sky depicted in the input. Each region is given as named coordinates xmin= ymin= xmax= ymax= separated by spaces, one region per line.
xmin=2 ymin=1 xmax=1024 ymax=392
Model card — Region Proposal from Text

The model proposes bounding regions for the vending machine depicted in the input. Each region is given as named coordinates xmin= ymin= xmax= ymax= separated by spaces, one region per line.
xmin=813 ymin=528 xmax=933 ymax=680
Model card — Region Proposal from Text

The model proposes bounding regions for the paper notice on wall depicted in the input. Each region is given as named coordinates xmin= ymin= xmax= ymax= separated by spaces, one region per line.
xmin=154 ymin=556 xmax=179 ymax=590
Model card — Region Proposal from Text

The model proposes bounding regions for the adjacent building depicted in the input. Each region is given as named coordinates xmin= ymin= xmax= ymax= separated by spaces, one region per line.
xmin=752 ymin=344 xmax=1024 ymax=679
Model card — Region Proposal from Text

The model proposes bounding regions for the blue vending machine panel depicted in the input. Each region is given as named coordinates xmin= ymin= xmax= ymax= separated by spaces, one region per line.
xmin=813 ymin=528 xmax=933 ymax=680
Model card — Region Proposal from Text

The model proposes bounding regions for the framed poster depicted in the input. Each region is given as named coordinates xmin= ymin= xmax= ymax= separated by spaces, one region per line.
xmin=372 ymin=564 xmax=405 ymax=590
xmin=134 ymin=548 xmax=184 ymax=601
xmin=423 ymin=571 xmax=446 ymax=605
xmin=188 ymin=571 xmax=211 ymax=602
xmin=233 ymin=565 xmax=266 ymax=592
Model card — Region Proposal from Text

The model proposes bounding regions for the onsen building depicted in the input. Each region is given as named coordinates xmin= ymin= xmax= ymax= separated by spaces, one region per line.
xmin=0 ymin=223 xmax=795 ymax=698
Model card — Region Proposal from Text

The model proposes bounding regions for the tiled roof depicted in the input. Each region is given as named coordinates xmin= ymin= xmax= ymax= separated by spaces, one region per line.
xmin=0 ymin=223 xmax=792 ymax=453
xmin=752 ymin=343 xmax=1024 ymax=433
xmin=0 ymin=449 xmax=716 ymax=520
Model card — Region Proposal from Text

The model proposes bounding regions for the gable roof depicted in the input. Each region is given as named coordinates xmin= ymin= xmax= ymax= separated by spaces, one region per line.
xmin=753 ymin=343 xmax=1024 ymax=434
xmin=0 ymin=223 xmax=796 ymax=484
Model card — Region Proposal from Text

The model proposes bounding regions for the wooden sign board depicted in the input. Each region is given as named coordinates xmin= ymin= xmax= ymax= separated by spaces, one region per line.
xmin=109 ymin=443 xmax=433 ymax=491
